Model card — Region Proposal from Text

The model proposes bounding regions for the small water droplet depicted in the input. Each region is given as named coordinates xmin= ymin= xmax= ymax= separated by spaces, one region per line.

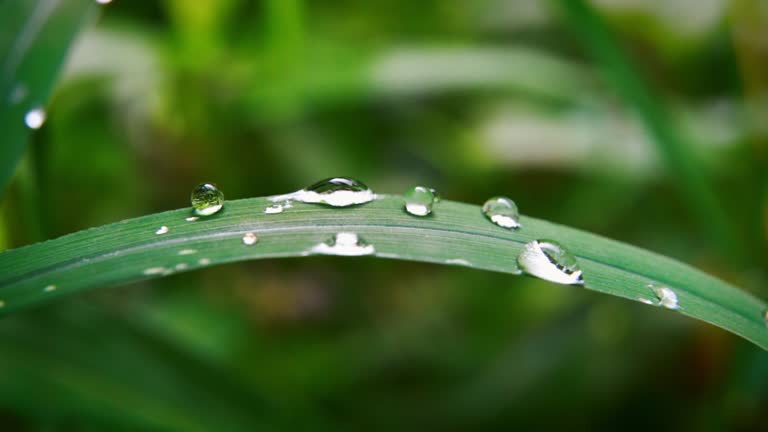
xmin=446 ymin=258 xmax=471 ymax=266
xmin=649 ymin=284 xmax=680 ymax=310
xmin=178 ymin=249 xmax=197 ymax=255
xmin=638 ymin=297 xmax=655 ymax=305
xmin=175 ymin=263 xmax=188 ymax=271
xmin=24 ymin=107 xmax=46 ymax=129
xmin=143 ymin=267 xmax=166 ymax=275
xmin=310 ymin=232 xmax=375 ymax=256
xmin=96 ymin=0 xmax=113 ymax=4
xmin=517 ymin=240 xmax=583 ymax=285
xmin=191 ymin=183 xmax=224 ymax=216
xmin=185 ymin=216 xmax=199 ymax=222
xmin=482 ymin=196 xmax=521 ymax=229
xmin=404 ymin=186 xmax=436 ymax=216
xmin=43 ymin=284 xmax=57 ymax=292
xmin=264 ymin=204 xmax=284 ymax=214
xmin=155 ymin=226 xmax=169 ymax=235
xmin=198 ymin=258 xmax=211 ymax=266
xmin=242 ymin=232 xmax=258 ymax=245
xmin=271 ymin=177 xmax=375 ymax=207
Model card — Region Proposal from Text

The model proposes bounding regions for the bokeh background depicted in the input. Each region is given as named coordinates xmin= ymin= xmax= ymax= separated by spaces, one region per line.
xmin=1 ymin=0 xmax=768 ymax=430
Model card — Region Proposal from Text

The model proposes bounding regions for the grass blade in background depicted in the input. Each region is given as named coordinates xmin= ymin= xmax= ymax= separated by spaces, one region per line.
xmin=554 ymin=0 xmax=741 ymax=262
xmin=0 ymin=195 xmax=766 ymax=349
xmin=0 ymin=0 xmax=95 ymax=196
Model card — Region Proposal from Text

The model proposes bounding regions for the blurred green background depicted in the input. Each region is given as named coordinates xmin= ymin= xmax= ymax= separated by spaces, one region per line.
xmin=1 ymin=0 xmax=768 ymax=430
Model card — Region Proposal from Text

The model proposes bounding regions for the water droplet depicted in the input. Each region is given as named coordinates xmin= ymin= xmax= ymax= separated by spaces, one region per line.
xmin=638 ymin=297 xmax=655 ymax=305
xmin=96 ymin=0 xmax=113 ymax=4
xmin=242 ymin=232 xmax=258 ymax=245
xmin=404 ymin=186 xmax=436 ymax=216
xmin=24 ymin=107 xmax=46 ymax=129
xmin=446 ymin=258 xmax=471 ymax=266
xmin=155 ymin=226 xmax=169 ymax=235
xmin=185 ymin=216 xmax=199 ymax=222
xmin=517 ymin=240 xmax=583 ymax=285
xmin=264 ymin=204 xmax=284 ymax=214
xmin=178 ymin=249 xmax=197 ymax=255
xmin=43 ymin=285 xmax=57 ymax=292
xmin=649 ymin=284 xmax=680 ymax=310
xmin=482 ymin=196 xmax=521 ymax=229
xmin=191 ymin=183 xmax=224 ymax=216
xmin=175 ymin=263 xmax=188 ymax=271
xmin=198 ymin=258 xmax=211 ymax=266
xmin=310 ymin=232 xmax=375 ymax=256
xmin=143 ymin=267 xmax=166 ymax=275
xmin=271 ymin=177 xmax=375 ymax=207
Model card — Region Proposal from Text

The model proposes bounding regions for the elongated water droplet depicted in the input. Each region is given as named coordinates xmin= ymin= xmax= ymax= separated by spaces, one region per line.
xmin=96 ymin=0 xmax=113 ymax=4
xmin=155 ymin=226 xmax=169 ymax=235
xmin=43 ymin=284 xmax=56 ymax=292
xmin=649 ymin=284 xmax=680 ymax=310
xmin=264 ymin=204 xmax=284 ymax=214
xmin=175 ymin=263 xmax=188 ymax=270
xmin=143 ymin=267 xmax=167 ymax=275
xmin=178 ymin=249 xmax=197 ymax=255
xmin=242 ymin=232 xmax=258 ymax=245
xmin=198 ymin=258 xmax=211 ymax=266
xmin=517 ymin=240 xmax=583 ymax=285
xmin=185 ymin=216 xmax=199 ymax=222
xmin=482 ymin=196 xmax=521 ymax=229
xmin=446 ymin=258 xmax=471 ymax=266
xmin=24 ymin=107 xmax=46 ymax=129
xmin=271 ymin=177 xmax=375 ymax=207
xmin=404 ymin=186 xmax=436 ymax=216
xmin=191 ymin=183 xmax=224 ymax=216
xmin=311 ymin=232 xmax=375 ymax=256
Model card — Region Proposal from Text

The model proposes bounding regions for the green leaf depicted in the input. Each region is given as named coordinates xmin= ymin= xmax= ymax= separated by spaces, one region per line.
xmin=0 ymin=0 xmax=95 ymax=196
xmin=0 ymin=196 xmax=766 ymax=349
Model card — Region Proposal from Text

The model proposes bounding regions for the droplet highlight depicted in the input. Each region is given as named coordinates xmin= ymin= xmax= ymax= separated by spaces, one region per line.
xmin=178 ymin=249 xmax=197 ymax=255
xmin=155 ymin=226 xmax=169 ymax=235
xmin=404 ymin=186 xmax=436 ymax=216
xmin=143 ymin=267 xmax=166 ymax=275
xmin=482 ymin=196 xmax=521 ymax=229
xmin=43 ymin=285 xmax=57 ymax=292
xmin=185 ymin=216 xmax=199 ymax=222
xmin=191 ymin=183 xmax=224 ymax=216
xmin=198 ymin=258 xmax=211 ymax=266
xmin=270 ymin=177 xmax=375 ymax=207
xmin=242 ymin=232 xmax=258 ymax=245
xmin=24 ymin=107 xmax=46 ymax=129
xmin=310 ymin=232 xmax=375 ymax=256
xmin=517 ymin=240 xmax=583 ymax=285
xmin=264 ymin=204 xmax=284 ymax=214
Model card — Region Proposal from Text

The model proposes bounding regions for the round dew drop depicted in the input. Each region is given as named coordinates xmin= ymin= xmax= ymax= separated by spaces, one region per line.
xmin=517 ymin=239 xmax=583 ymax=285
xmin=404 ymin=186 xmax=437 ymax=216
xmin=24 ymin=107 xmax=46 ymax=129
xmin=191 ymin=183 xmax=224 ymax=216
xmin=242 ymin=232 xmax=258 ymax=245
xmin=482 ymin=196 xmax=521 ymax=229
xmin=650 ymin=284 xmax=680 ymax=310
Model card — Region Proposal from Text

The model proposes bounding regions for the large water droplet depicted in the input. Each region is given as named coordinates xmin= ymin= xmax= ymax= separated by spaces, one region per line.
xmin=242 ymin=232 xmax=258 ymax=245
xmin=271 ymin=177 xmax=375 ymax=207
xmin=482 ymin=196 xmax=521 ymax=229
xmin=310 ymin=232 xmax=375 ymax=256
xmin=155 ymin=226 xmax=169 ymax=235
xmin=517 ymin=240 xmax=583 ymax=285
xmin=649 ymin=284 xmax=680 ymax=310
xmin=191 ymin=183 xmax=224 ymax=216
xmin=404 ymin=186 xmax=436 ymax=216
xmin=24 ymin=107 xmax=46 ymax=129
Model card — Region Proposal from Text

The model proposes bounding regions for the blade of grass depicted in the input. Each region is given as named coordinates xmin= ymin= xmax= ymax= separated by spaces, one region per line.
xmin=0 ymin=195 xmax=766 ymax=349
xmin=554 ymin=0 xmax=740 ymax=262
xmin=0 ymin=0 xmax=95 ymax=196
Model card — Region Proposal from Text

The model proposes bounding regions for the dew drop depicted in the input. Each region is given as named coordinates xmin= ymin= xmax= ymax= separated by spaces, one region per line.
xmin=242 ymin=232 xmax=258 ymax=245
xmin=638 ymin=297 xmax=655 ymax=305
xmin=96 ymin=0 xmax=113 ymax=4
xmin=24 ymin=107 xmax=46 ymax=129
xmin=404 ymin=186 xmax=436 ymax=216
xmin=175 ymin=263 xmax=188 ymax=271
xmin=43 ymin=284 xmax=57 ymax=292
xmin=482 ymin=196 xmax=521 ymax=229
xmin=143 ymin=267 xmax=166 ymax=275
xmin=198 ymin=258 xmax=211 ymax=266
xmin=446 ymin=258 xmax=471 ymax=266
xmin=191 ymin=183 xmax=224 ymax=216
xmin=517 ymin=240 xmax=583 ymax=285
xmin=649 ymin=284 xmax=680 ymax=310
xmin=264 ymin=204 xmax=284 ymax=214
xmin=185 ymin=216 xmax=199 ymax=222
xmin=271 ymin=177 xmax=375 ymax=207
xmin=178 ymin=249 xmax=197 ymax=255
xmin=155 ymin=226 xmax=169 ymax=235
xmin=310 ymin=232 xmax=375 ymax=256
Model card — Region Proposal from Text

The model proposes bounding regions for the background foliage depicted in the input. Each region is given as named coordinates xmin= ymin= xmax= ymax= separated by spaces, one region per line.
xmin=1 ymin=0 xmax=767 ymax=430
